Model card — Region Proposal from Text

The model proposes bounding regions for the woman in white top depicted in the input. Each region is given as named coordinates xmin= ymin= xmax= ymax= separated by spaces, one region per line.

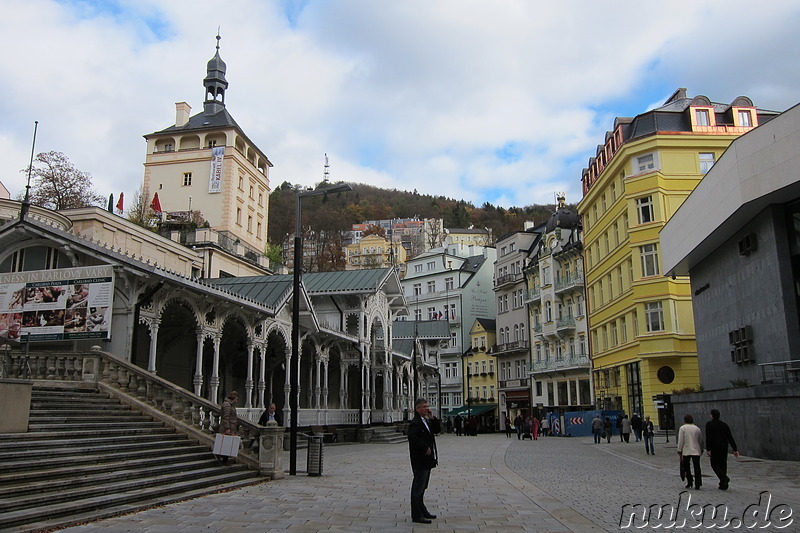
xmin=677 ymin=413 xmax=705 ymax=489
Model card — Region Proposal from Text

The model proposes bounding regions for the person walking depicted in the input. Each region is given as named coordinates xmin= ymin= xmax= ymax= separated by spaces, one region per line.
xmin=217 ymin=391 xmax=239 ymax=464
xmin=532 ymin=416 xmax=540 ymax=440
xmin=677 ymin=414 xmax=704 ymax=490
xmin=407 ymin=398 xmax=440 ymax=524
xmin=603 ymin=416 xmax=612 ymax=443
xmin=616 ymin=415 xmax=624 ymax=442
xmin=621 ymin=415 xmax=632 ymax=443
xmin=541 ymin=416 xmax=550 ymax=437
xmin=514 ymin=414 xmax=524 ymax=440
xmin=504 ymin=416 xmax=513 ymax=438
xmin=257 ymin=402 xmax=283 ymax=426
xmin=705 ymin=409 xmax=739 ymax=490
xmin=631 ymin=413 xmax=643 ymax=442
xmin=643 ymin=415 xmax=655 ymax=455
xmin=591 ymin=414 xmax=603 ymax=444
xmin=445 ymin=417 xmax=453 ymax=434
xmin=454 ymin=414 xmax=463 ymax=437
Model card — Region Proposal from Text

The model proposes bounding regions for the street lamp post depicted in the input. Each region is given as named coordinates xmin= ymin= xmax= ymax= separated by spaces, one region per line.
xmin=289 ymin=182 xmax=351 ymax=476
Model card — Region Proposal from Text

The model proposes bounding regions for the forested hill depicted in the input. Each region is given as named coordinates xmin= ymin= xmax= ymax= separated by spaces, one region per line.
xmin=267 ymin=181 xmax=564 ymax=245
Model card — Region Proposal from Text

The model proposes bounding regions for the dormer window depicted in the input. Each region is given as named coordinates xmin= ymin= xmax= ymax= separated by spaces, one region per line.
xmin=695 ymin=109 xmax=710 ymax=126
xmin=736 ymin=109 xmax=754 ymax=127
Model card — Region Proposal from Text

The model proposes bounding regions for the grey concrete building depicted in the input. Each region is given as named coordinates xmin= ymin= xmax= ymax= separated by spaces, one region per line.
xmin=662 ymin=102 xmax=800 ymax=460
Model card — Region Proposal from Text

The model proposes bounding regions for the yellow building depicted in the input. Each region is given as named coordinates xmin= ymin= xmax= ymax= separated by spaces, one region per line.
xmin=459 ymin=318 xmax=498 ymax=431
xmin=345 ymin=233 xmax=407 ymax=270
xmin=577 ymin=89 xmax=778 ymax=422
xmin=143 ymin=37 xmax=272 ymax=258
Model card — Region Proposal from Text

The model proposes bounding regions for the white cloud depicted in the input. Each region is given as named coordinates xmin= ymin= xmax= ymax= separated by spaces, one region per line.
xmin=1 ymin=0 xmax=798 ymax=212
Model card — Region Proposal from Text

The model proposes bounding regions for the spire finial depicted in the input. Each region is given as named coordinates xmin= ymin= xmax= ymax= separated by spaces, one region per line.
xmin=216 ymin=28 xmax=221 ymax=50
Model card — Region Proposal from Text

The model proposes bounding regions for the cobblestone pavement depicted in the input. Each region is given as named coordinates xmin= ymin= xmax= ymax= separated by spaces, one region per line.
xmin=60 ymin=432 xmax=800 ymax=532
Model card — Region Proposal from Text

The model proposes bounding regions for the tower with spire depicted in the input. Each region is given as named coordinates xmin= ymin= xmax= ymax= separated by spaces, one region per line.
xmin=141 ymin=35 xmax=273 ymax=274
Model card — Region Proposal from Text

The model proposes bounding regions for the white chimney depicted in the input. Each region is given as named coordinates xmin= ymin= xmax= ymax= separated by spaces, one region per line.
xmin=175 ymin=102 xmax=192 ymax=127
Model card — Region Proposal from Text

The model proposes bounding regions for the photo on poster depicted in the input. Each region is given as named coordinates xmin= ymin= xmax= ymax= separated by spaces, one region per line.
xmin=64 ymin=307 xmax=88 ymax=333
xmin=86 ymin=306 xmax=109 ymax=332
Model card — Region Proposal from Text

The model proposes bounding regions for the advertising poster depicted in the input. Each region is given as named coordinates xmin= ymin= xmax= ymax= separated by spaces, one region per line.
xmin=208 ymin=146 xmax=224 ymax=193
xmin=0 ymin=265 xmax=114 ymax=342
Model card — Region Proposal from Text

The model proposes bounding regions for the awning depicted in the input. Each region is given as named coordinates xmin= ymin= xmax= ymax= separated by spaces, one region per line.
xmin=444 ymin=404 xmax=497 ymax=417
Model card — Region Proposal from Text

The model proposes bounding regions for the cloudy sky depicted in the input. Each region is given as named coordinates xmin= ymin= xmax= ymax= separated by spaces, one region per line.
xmin=1 ymin=0 xmax=799 ymax=210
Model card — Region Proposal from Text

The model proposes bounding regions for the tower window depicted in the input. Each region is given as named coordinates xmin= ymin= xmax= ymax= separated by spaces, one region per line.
xmin=208 ymin=140 xmax=217 ymax=148
xmin=183 ymin=172 xmax=192 ymax=186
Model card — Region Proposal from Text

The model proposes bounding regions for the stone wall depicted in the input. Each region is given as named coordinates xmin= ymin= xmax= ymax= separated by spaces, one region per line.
xmin=672 ymin=383 xmax=800 ymax=461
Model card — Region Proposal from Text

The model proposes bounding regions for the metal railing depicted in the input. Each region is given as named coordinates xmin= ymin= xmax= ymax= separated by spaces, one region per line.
xmin=532 ymin=352 xmax=590 ymax=371
xmin=758 ymin=360 xmax=800 ymax=384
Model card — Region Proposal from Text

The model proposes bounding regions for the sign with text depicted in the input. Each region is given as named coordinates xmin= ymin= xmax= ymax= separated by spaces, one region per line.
xmin=208 ymin=146 xmax=224 ymax=193
xmin=0 ymin=265 xmax=114 ymax=342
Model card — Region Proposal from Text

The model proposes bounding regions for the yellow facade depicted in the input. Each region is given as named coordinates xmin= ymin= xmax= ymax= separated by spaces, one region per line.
xmin=345 ymin=234 xmax=407 ymax=270
xmin=465 ymin=319 xmax=498 ymax=404
xmin=578 ymin=95 xmax=761 ymax=423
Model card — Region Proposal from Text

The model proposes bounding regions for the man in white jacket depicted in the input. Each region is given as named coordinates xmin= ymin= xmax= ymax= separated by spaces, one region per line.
xmin=677 ymin=413 xmax=705 ymax=489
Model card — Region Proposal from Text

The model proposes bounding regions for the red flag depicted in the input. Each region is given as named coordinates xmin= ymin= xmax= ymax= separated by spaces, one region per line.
xmin=150 ymin=192 xmax=162 ymax=214
xmin=116 ymin=192 xmax=124 ymax=213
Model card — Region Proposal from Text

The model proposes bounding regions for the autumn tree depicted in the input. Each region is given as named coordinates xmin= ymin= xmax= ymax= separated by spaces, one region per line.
xmin=22 ymin=151 xmax=105 ymax=210
xmin=361 ymin=224 xmax=385 ymax=238
xmin=126 ymin=185 xmax=158 ymax=229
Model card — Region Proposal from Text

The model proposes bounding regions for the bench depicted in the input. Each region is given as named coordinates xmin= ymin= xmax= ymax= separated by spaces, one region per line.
xmin=311 ymin=425 xmax=337 ymax=443
xmin=324 ymin=425 xmax=340 ymax=443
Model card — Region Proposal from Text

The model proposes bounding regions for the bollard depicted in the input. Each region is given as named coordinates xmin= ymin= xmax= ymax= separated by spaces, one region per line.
xmin=307 ymin=435 xmax=324 ymax=476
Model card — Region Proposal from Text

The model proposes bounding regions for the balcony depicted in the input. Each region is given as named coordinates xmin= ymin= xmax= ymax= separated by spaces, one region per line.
xmin=492 ymin=340 xmax=530 ymax=355
xmin=499 ymin=378 xmax=529 ymax=389
xmin=554 ymin=271 xmax=585 ymax=294
xmin=532 ymin=352 xmax=590 ymax=372
xmin=556 ymin=317 xmax=576 ymax=331
xmin=525 ymin=287 xmax=541 ymax=303
xmin=494 ymin=272 xmax=524 ymax=289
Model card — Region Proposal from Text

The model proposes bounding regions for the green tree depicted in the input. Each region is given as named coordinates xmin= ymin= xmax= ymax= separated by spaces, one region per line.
xmin=21 ymin=151 xmax=105 ymax=210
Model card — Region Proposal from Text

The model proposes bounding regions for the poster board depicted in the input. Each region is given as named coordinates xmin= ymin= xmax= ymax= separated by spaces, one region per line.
xmin=0 ymin=265 xmax=114 ymax=342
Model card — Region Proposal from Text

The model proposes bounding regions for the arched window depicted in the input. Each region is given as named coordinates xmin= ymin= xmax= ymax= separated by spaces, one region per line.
xmin=545 ymin=301 xmax=552 ymax=322
xmin=0 ymin=246 xmax=70 ymax=273
xmin=513 ymin=324 xmax=519 ymax=341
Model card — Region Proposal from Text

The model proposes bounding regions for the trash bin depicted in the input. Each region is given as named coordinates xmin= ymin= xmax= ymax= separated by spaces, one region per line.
xmin=307 ymin=435 xmax=324 ymax=476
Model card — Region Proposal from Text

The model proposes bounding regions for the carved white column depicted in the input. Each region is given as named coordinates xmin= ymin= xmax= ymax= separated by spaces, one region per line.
xmin=283 ymin=347 xmax=291 ymax=424
xmin=193 ymin=328 xmax=204 ymax=396
xmin=245 ymin=341 xmax=255 ymax=408
xmin=209 ymin=333 xmax=221 ymax=403
xmin=147 ymin=318 xmax=160 ymax=373
xmin=322 ymin=359 xmax=329 ymax=409
xmin=257 ymin=343 xmax=266 ymax=409
xmin=340 ymin=361 xmax=348 ymax=409
xmin=314 ymin=354 xmax=322 ymax=410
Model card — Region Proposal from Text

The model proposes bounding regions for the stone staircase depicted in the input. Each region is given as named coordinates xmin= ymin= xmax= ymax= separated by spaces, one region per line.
xmin=0 ymin=384 xmax=267 ymax=533
xmin=369 ymin=425 xmax=407 ymax=444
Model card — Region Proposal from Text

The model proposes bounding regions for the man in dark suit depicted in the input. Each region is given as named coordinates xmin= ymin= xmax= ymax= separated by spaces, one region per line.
xmin=258 ymin=403 xmax=283 ymax=426
xmin=408 ymin=398 xmax=440 ymax=524
xmin=705 ymin=409 xmax=739 ymax=490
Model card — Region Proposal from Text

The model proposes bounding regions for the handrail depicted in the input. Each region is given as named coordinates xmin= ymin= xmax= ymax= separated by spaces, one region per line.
xmin=0 ymin=348 xmax=283 ymax=476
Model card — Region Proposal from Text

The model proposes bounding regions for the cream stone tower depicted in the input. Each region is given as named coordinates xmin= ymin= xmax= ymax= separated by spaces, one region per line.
xmin=142 ymin=36 xmax=272 ymax=256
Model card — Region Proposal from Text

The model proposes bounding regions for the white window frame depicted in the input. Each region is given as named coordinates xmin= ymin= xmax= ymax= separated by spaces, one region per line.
xmin=640 ymin=243 xmax=660 ymax=277
xmin=699 ymin=152 xmax=716 ymax=174
xmin=645 ymin=301 xmax=665 ymax=332
xmin=636 ymin=196 xmax=654 ymax=224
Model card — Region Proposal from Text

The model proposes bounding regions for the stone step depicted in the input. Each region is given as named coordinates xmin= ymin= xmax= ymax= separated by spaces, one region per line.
xmin=28 ymin=412 xmax=153 ymax=423
xmin=0 ymin=441 xmax=207 ymax=475
xmin=0 ymin=469 xmax=266 ymax=531
xmin=0 ymin=436 xmax=198 ymax=463
xmin=28 ymin=420 xmax=165 ymax=431
xmin=0 ymin=461 xmax=253 ymax=513
xmin=0 ymin=426 xmax=176 ymax=443
xmin=0 ymin=451 xmax=215 ymax=487
xmin=0 ymin=432 xmax=185 ymax=454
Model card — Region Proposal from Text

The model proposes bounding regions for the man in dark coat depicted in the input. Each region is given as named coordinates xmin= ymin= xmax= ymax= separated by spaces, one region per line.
xmin=408 ymin=398 xmax=440 ymax=524
xmin=454 ymin=414 xmax=463 ymax=436
xmin=630 ymin=413 xmax=643 ymax=442
xmin=705 ymin=409 xmax=739 ymax=490
xmin=258 ymin=403 xmax=283 ymax=426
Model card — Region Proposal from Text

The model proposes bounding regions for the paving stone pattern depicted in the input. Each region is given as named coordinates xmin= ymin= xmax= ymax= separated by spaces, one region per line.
xmin=59 ymin=433 xmax=800 ymax=532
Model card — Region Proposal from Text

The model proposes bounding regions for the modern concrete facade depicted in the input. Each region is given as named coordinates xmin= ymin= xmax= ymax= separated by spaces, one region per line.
xmin=142 ymin=38 xmax=272 ymax=260
xmin=526 ymin=196 xmax=592 ymax=416
xmin=662 ymin=103 xmax=799 ymax=459
xmin=401 ymin=243 xmax=496 ymax=411
xmin=577 ymin=88 xmax=779 ymax=423
xmin=492 ymin=229 xmax=538 ymax=422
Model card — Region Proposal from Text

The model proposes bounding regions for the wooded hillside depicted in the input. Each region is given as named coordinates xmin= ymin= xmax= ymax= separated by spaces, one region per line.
xmin=268 ymin=181 xmax=562 ymax=247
